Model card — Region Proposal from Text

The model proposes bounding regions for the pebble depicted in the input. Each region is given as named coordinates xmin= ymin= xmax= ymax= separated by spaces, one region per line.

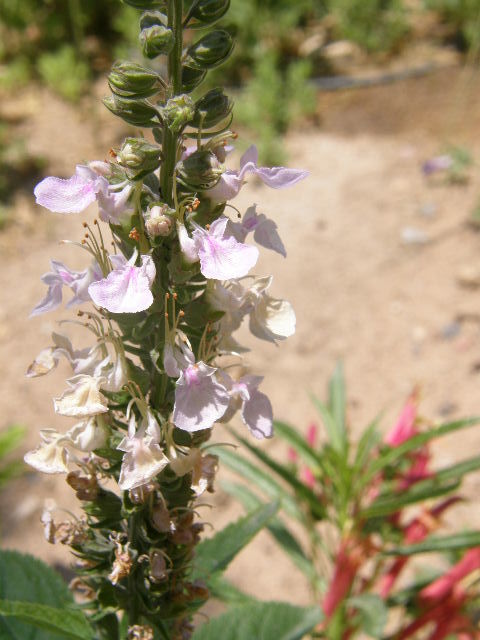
xmin=401 ymin=227 xmax=430 ymax=245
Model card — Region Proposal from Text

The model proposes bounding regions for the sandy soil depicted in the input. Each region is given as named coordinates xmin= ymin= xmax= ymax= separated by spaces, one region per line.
xmin=2 ymin=66 xmax=480 ymax=607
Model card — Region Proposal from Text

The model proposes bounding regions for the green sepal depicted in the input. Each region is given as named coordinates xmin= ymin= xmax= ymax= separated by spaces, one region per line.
xmin=192 ymin=88 xmax=233 ymax=129
xmin=108 ymin=60 xmax=161 ymax=99
xmin=187 ymin=0 xmax=231 ymax=29
xmin=139 ymin=11 xmax=173 ymax=59
xmin=186 ymin=30 xmax=234 ymax=70
xmin=122 ymin=0 xmax=165 ymax=8
xmin=103 ymin=95 xmax=159 ymax=127
xmin=181 ymin=65 xmax=207 ymax=93
xmin=177 ymin=149 xmax=222 ymax=190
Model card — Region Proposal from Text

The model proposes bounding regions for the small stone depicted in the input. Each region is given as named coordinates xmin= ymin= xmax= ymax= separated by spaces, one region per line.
xmin=401 ymin=227 xmax=430 ymax=245
xmin=440 ymin=322 xmax=461 ymax=340
xmin=457 ymin=265 xmax=480 ymax=289
xmin=419 ymin=202 xmax=437 ymax=217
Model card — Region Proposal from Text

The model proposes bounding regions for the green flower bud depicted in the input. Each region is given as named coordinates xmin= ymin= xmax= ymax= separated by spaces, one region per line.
xmin=116 ymin=138 xmax=162 ymax=180
xmin=192 ymin=88 xmax=233 ymax=129
xmin=139 ymin=11 xmax=174 ymax=59
xmin=159 ymin=94 xmax=195 ymax=134
xmin=103 ymin=95 xmax=159 ymax=127
xmin=177 ymin=150 xmax=223 ymax=191
xmin=189 ymin=0 xmax=231 ymax=28
xmin=123 ymin=0 xmax=165 ymax=8
xmin=108 ymin=61 xmax=161 ymax=99
xmin=181 ymin=66 xmax=207 ymax=93
xmin=186 ymin=30 xmax=234 ymax=70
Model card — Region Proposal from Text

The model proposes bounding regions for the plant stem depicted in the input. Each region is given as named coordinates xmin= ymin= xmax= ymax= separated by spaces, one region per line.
xmin=160 ymin=0 xmax=184 ymax=205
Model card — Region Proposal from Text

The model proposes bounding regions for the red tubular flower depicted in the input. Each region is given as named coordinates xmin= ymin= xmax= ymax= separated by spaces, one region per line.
xmin=322 ymin=538 xmax=365 ymax=619
xmin=378 ymin=497 xmax=462 ymax=598
xmin=384 ymin=391 xmax=419 ymax=447
xmin=421 ymin=548 xmax=480 ymax=604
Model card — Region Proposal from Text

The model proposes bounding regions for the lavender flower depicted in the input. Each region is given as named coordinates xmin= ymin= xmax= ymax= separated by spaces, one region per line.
xmin=208 ymin=144 xmax=309 ymax=202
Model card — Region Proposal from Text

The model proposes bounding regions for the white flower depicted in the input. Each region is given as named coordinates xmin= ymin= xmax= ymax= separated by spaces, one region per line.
xmin=54 ymin=374 xmax=109 ymax=418
xmin=24 ymin=430 xmax=69 ymax=474
xmin=65 ymin=417 xmax=109 ymax=452
xmin=117 ymin=412 xmax=169 ymax=490
xmin=246 ymin=276 xmax=296 ymax=343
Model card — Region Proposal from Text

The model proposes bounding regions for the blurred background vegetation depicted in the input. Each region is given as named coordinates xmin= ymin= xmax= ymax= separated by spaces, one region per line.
xmin=0 ymin=0 xmax=480 ymax=167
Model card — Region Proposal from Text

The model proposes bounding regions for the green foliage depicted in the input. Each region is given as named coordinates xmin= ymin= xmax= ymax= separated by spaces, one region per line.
xmin=424 ymin=0 xmax=480 ymax=50
xmin=0 ymin=550 xmax=81 ymax=639
xmin=327 ymin=0 xmax=410 ymax=53
xmin=0 ymin=425 xmax=25 ymax=488
xmin=37 ymin=46 xmax=90 ymax=102
xmin=235 ymin=52 xmax=316 ymax=165
xmin=192 ymin=501 xmax=279 ymax=580
xmin=191 ymin=601 xmax=323 ymax=640
xmin=347 ymin=594 xmax=388 ymax=638
xmin=0 ymin=601 xmax=94 ymax=640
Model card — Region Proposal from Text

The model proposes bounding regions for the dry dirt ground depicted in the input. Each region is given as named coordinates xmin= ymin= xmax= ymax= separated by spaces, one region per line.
xmin=2 ymin=66 xmax=480 ymax=607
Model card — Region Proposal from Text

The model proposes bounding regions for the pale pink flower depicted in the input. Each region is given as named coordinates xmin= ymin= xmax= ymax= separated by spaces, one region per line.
xmin=220 ymin=373 xmax=273 ymax=439
xmin=34 ymin=164 xmax=133 ymax=223
xmin=227 ymin=204 xmax=286 ymax=257
xmin=173 ymin=362 xmax=230 ymax=432
xmin=30 ymin=260 xmax=102 ymax=317
xmin=207 ymin=145 xmax=309 ymax=202
xmin=88 ymin=249 xmax=156 ymax=313
xmin=192 ymin=217 xmax=259 ymax=280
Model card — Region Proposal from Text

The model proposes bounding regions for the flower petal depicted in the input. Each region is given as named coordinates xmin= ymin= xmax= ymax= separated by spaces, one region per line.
xmin=241 ymin=389 xmax=273 ymax=439
xmin=173 ymin=363 xmax=230 ymax=432
xmin=34 ymin=166 xmax=107 ymax=214
xmin=254 ymin=166 xmax=309 ymax=189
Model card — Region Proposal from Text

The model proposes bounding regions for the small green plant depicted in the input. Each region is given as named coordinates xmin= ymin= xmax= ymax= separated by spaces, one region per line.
xmin=236 ymin=52 xmax=316 ymax=165
xmin=327 ymin=0 xmax=410 ymax=54
xmin=424 ymin=0 xmax=480 ymax=51
xmin=37 ymin=45 xmax=90 ymax=102
xmin=216 ymin=366 xmax=480 ymax=637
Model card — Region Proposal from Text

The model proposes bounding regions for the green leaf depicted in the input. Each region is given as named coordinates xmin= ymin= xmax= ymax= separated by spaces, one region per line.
xmin=0 ymin=425 xmax=25 ymax=459
xmin=222 ymin=481 xmax=316 ymax=583
xmin=273 ymin=420 xmax=321 ymax=471
xmin=192 ymin=501 xmax=278 ymax=579
xmin=385 ymin=530 xmax=480 ymax=556
xmin=209 ymin=446 xmax=304 ymax=522
xmin=207 ymin=576 xmax=256 ymax=605
xmin=230 ymin=432 xmax=326 ymax=520
xmin=352 ymin=419 xmax=381 ymax=477
xmin=363 ymin=417 xmax=480 ymax=484
xmin=362 ymin=477 xmax=460 ymax=519
xmin=328 ymin=361 xmax=347 ymax=453
xmin=191 ymin=602 xmax=323 ymax=640
xmin=0 ymin=550 xmax=76 ymax=640
xmin=0 ymin=601 xmax=93 ymax=640
xmin=348 ymin=594 xmax=387 ymax=638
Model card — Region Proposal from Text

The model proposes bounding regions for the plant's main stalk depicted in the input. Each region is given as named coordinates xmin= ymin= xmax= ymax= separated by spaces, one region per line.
xmin=25 ymin=0 xmax=308 ymax=637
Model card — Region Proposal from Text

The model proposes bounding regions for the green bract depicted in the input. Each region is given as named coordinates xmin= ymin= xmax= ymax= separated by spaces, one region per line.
xmin=186 ymin=30 xmax=234 ymax=69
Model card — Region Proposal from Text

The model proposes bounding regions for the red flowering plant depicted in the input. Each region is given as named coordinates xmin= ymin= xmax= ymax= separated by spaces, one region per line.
xmin=214 ymin=365 xmax=480 ymax=638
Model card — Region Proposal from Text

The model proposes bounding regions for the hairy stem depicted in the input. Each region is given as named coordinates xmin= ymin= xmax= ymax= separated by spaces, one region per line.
xmin=161 ymin=0 xmax=184 ymax=205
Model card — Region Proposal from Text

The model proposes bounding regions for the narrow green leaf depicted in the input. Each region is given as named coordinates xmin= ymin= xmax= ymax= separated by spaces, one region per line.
xmin=353 ymin=419 xmax=381 ymax=476
xmin=328 ymin=361 xmax=347 ymax=453
xmin=0 ymin=425 xmax=25 ymax=459
xmin=0 ymin=601 xmax=94 ymax=640
xmin=192 ymin=501 xmax=278 ymax=579
xmin=364 ymin=417 xmax=480 ymax=483
xmin=309 ymin=395 xmax=339 ymax=452
xmin=385 ymin=530 xmax=480 ymax=556
xmin=273 ymin=420 xmax=322 ymax=470
xmin=222 ymin=481 xmax=316 ymax=582
xmin=348 ymin=594 xmax=388 ymax=638
xmin=191 ymin=602 xmax=323 ymax=640
xmin=231 ymin=432 xmax=326 ymax=520
xmin=362 ymin=477 xmax=460 ymax=519
xmin=209 ymin=446 xmax=304 ymax=522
